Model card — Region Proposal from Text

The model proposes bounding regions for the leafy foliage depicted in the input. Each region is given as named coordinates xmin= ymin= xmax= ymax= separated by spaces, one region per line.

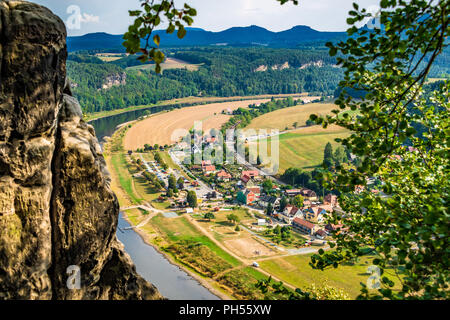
xmin=308 ymin=0 xmax=449 ymax=299
xmin=187 ymin=190 xmax=198 ymax=208
xmin=123 ymin=0 xmax=197 ymax=73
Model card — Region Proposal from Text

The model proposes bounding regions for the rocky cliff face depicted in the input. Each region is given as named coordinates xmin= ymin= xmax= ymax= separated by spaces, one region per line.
xmin=0 ymin=0 xmax=162 ymax=300
xmin=101 ymin=72 xmax=127 ymax=90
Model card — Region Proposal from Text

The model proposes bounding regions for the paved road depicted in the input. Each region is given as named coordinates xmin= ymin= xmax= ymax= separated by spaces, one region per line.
xmin=169 ymin=150 xmax=221 ymax=199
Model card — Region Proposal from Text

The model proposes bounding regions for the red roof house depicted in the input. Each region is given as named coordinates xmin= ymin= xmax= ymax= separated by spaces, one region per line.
xmin=292 ymin=218 xmax=317 ymax=235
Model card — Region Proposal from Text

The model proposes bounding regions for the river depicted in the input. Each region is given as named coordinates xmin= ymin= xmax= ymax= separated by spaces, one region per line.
xmin=91 ymin=111 xmax=220 ymax=300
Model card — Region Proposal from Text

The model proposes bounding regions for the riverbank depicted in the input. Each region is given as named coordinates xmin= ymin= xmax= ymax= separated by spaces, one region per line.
xmin=85 ymin=93 xmax=309 ymax=122
xmin=103 ymin=122 xmax=232 ymax=300
xmin=121 ymin=212 xmax=232 ymax=300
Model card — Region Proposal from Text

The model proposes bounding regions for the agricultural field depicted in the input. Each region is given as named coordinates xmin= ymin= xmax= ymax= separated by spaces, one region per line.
xmin=259 ymin=253 xmax=402 ymax=299
xmin=94 ymin=53 xmax=126 ymax=62
xmin=254 ymin=125 xmax=350 ymax=173
xmin=246 ymin=102 xmax=337 ymax=131
xmin=85 ymin=93 xmax=308 ymax=122
xmin=124 ymin=99 xmax=272 ymax=149
xmin=126 ymin=57 xmax=203 ymax=72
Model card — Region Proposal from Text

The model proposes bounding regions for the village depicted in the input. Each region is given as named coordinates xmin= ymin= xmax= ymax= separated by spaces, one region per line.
xmin=128 ymin=126 xmax=345 ymax=249
xmin=105 ymin=99 xmax=394 ymax=300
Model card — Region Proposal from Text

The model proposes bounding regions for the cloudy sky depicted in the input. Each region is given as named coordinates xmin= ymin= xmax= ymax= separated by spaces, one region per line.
xmin=32 ymin=0 xmax=380 ymax=36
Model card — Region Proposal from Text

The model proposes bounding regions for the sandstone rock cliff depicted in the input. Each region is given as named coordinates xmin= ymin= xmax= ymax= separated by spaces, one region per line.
xmin=101 ymin=72 xmax=127 ymax=90
xmin=0 ymin=0 xmax=162 ymax=300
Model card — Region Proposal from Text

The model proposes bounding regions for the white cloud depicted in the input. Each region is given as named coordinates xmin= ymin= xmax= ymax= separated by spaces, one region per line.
xmin=80 ymin=13 xmax=100 ymax=24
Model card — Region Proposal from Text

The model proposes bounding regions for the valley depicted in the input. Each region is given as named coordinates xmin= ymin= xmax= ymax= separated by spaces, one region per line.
xmin=98 ymin=95 xmax=395 ymax=300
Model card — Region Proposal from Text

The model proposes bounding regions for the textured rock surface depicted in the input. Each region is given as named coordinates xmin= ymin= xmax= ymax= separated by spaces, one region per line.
xmin=0 ymin=0 xmax=161 ymax=300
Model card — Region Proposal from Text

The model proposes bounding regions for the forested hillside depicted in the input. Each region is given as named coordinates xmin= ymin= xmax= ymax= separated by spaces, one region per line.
xmin=67 ymin=44 xmax=449 ymax=115
xmin=67 ymin=47 xmax=344 ymax=114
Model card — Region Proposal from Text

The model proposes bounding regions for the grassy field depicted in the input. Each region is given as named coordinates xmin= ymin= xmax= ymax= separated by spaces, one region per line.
xmin=244 ymin=102 xmax=351 ymax=172
xmin=110 ymin=153 xmax=143 ymax=204
xmin=255 ymin=125 xmax=350 ymax=172
xmin=158 ymin=151 xmax=192 ymax=181
xmin=246 ymin=102 xmax=338 ymax=131
xmin=151 ymin=214 xmax=241 ymax=267
xmin=94 ymin=53 xmax=126 ymax=62
xmin=126 ymin=57 xmax=203 ymax=72
xmin=149 ymin=213 xmax=291 ymax=299
xmin=259 ymin=253 xmax=401 ymax=299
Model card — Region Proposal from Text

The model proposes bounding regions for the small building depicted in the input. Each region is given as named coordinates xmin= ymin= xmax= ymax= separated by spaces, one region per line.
xmin=303 ymin=199 xmax=313 ymax=208
xmin=185 ymin=208 xmax=194 ymax=214
xmin=201 ymin=160 xmax=212 ymax=170
xmin=242 ymin=170 xmax=259 ymax=179
xmin=304 ymin=206 xmax=330 ymax=223
xmin=282 ymin=205 xmax=302 ymax=224
xmin=259 ymin=195 xmax=279 ymax=209
xmin=324 ymin=194 xmax=338 ymax=207
xmin=257 ymin=219 xmax=266 ymax=226
xmin=315 ymin=229 xmax=327 ymax=239
xmin=203 ymin=165 xmax=216 ymax=174
xmin=241 ymin=174 xmax=251 ymax=184
xmin=299 ymin=188 xmax=318 ymax=201
xmin=247 ymin=186 xmax=261 ymax=197
xmin=325 ymin=223 xmax=343 ymax=234
xmin=286 ymin=188 xmax=318 ymax=201
xmin=292 ymin=218 xmax=317 ymax=235
xmin=237 ymin=190 xmax=256 ymax=205
xmin=216 ymin=170 xmax=232 ymax=182
xmin=285 ymin=189 xmax=303 ymax=197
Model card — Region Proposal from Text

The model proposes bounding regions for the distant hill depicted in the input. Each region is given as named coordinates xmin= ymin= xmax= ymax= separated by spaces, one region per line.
xmin=67 ymin=25 xmax=346 ymax=52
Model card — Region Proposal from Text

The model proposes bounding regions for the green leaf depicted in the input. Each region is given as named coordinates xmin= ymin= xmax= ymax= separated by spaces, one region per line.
xmin=153 ymin=34 xmax=160 ymax=46
xmin=177 ymin=26 xmax=187 ymax=39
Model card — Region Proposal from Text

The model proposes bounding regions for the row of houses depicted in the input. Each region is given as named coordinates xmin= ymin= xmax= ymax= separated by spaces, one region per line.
xmin=190 ymin=161 xmax=341 ymax=239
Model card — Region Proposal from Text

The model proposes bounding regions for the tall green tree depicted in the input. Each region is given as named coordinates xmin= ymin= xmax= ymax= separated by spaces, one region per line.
xmin=323 ymin=142 xmax=334 ymax=168
xmin=292 ymin=195 xmax=304 ymax=208
xmin=266 ymin=203 xmax=274 ymax=216
xmin=187 ymin=190 xmax=198 ymax=208
xmin=204 ymin=212 xmax=215 ymax=221
xmin=262 ymin=179 xmax=274 ymax=194
xmin=279 ymin=196 xmax=288 ymax=212
xmin=168 ymin=174 xmax=177 ymax=190
xmin=333 ymin=146 xmax=347 ymax=167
